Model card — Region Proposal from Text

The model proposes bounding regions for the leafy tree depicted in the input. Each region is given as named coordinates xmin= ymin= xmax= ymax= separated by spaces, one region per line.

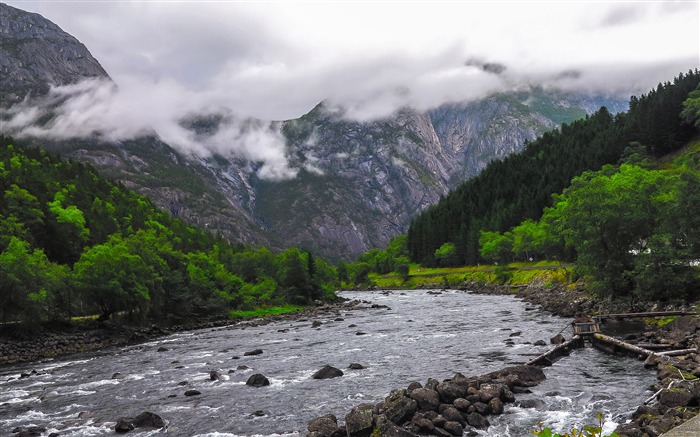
xmin=434 ymin=242 xmax=459 ymax=267
xmin=479 ymin=231 xmax=513 ymax=264
xmin=680 ymin=85 xmax=700 ymax=128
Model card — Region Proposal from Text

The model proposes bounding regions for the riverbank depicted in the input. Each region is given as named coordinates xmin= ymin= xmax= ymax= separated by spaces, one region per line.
xmin=464 ymin=278 xmax=700 ymax=437
xmin=0 ymin=298 xmax=362 ymax=367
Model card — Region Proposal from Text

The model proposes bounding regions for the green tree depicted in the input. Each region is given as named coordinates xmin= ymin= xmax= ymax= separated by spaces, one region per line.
xmin=434 ymin=242 xmax=460 ymax=267
xmin=479 ymin=231 xmax=513 ymax=264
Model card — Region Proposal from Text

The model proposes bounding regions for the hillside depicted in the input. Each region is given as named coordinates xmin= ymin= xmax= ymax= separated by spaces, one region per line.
xmin=0 ymin=136 xmax=338 ymax=332
xmin=407 ymin=71 xmax=700 ymax=265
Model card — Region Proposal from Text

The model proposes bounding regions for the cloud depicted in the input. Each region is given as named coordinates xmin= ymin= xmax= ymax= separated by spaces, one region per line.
xmin=1 ymin=78 xmax=297 ymax=180
xmin=1 ymin=0 xmax=698 ymax=178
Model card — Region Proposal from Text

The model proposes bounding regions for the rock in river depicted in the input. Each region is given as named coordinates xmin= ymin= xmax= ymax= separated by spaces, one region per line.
xmin=246 ymin=373 xmax=270 ymax=387
xmin=312 ymin=365 xmax=344 ymax=380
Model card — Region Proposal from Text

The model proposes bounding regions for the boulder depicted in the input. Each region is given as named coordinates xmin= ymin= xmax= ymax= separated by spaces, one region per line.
xmin=453 ymin=398 xmax=472 ymax=412
xmin=409 ymin=388 xmax=441 ymax=412
xmin=184 ymin=389 xmax=201 ymax=396
xmin=489 ymin=398 xmax=504 ymax=415
xmin=244 ymin=349 xmax=263 ymax=356
xmin=551 ymin=334 xmax=566 ymax=344
xmin=407 ymin=382 xmax=422 ymax=392
xmin=209 ymin=370 xmax=221 ymax=381
xmin=157 ymin=346 xmax=168 ymax=352
xmin=132 ymin=411 xmax=165 ymax=429
xmin=308 ymin=413 xmax=339 ymax=437
xmin=436 ymin=381 xmax=468 ymax=403
xmin=412 ymin=413 xmax=435 ymax=433
xmin=658 ymin=387 xmax=695 ymax=408
xmin=383 ymin=389 xmax=417 ymax=425
xmin=312 ymin=320 xmax=323 ymax=328
xmin=374 ymin=414 xmax=419 ymax=437
xmin=312 ymin=365 xmax=344 ymax=380
xmin=478 ymin=383 xmax=505 ymax=403
xmin=348 ymin=363 xmax=365 ymax=370
xmin=246 ymin=374 xmax=270 ymax=387
xmin=443 ymin=421 xmax=464 ymax=436
xmin=466 ymin=412 xmax=490 ymax=429
xmin=115 ymin=418 xmax=134 ymax=433
xmin=345 ymin=403 xmax=375 ymax=437
xmin=440 ymin=406 xmax=465 ymax=426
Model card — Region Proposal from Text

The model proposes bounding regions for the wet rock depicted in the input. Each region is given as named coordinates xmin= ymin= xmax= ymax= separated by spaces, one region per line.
xmin=374 ymin=414 xmax=418 ymax=437
xmin=11 ymin=426 xmax=46 ymax=437
xmin=453 ymin=398 xmax=471 ymax=412
xmin=308 ymin=413 xmax=339 ymax=437
xmin=156 ymin=346 xmax=168 ymax=352
xmin=425 ymin=378 xmax=440 ymax=391
xmin=440 ymin=406 xmax=465 ymax=426
xmin=244 ymin=349 xmax=263 ymax=356
xmin=111 ymin=372 xmax=122 ymax=379
xmin=246 ymin=374 xmax=270 ymax=387
xmin=252 ymin=410 xmax=266 ymax=417
xmin=312 ymin=321 xmax=323 ymax=328
xmin=177 ymin=381 xmax=188 ymax=386
xmin=132 ymin=411 xmax=165 ymax=429
xmin=509 ymin=331 xmax=522 ymax=337
xmin=312 ymin=365 xmax=344 ymax=380
xmin=466 ymin=412 xmax=490 ymax=429
xmin=209 ymin=370 xmax=221 ymax=381
xmin=237 ymin=365 xmax=250 ymax=370
xmin=489 ymin=398 xmax=504 ymax=414
xmin=407 ymin=382 xmax=422 ymax=392
xmin=478 ymin=383 xmax=505 ymax=403
xmin=658 ymin=387 xmax=695 ymax=408
xmin=409 ymin=388 xmax=441 ymax=412
xmin=534 ymin=340 xmax=547 ymax=346
xmin=348 ymin=363 xmax=365 ymax=370
xmin=115 ymin=418 xmax=134 ymax=433
xmin=345 ymin=403 xmax=375 ymax=437
xmin=383 ymin=389 xmax=417 ymax=425
xmin=550 ymin=334 xmax=566 ymax=344
xmin=355 ymin=331 xmax=367 ymax=336
xmin=436 ymin=381 xmax=468 ymax=403
xmin=184 ymin=389 xmax=201 ymax=396
xmin=443 ymin=421 xmax=464 ymax=436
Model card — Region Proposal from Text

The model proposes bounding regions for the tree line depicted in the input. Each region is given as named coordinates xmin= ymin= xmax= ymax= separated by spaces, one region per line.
xmin=0 ymin=138 xmax=338 ymax=332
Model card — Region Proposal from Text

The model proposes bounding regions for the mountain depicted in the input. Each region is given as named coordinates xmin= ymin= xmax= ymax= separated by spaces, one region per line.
xmin=0 ymin=3 xmax=628 ymax=260
xmin=0 ymin=3 xmax=108 ymax=105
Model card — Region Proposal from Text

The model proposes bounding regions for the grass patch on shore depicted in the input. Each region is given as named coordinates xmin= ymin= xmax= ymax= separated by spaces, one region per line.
xmin=228 ymin=305 xmax=304 ymax=319
xmin=367 ymin=261 xmax=573 ymax=289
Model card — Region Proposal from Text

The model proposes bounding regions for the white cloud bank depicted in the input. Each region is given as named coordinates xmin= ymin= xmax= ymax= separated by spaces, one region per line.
xmin=1 ymin=0 xmax=698 ymax=179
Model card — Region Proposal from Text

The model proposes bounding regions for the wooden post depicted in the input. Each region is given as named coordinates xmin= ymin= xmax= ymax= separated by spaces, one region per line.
xmin=592 ymin=333 xmax=668 ymax=359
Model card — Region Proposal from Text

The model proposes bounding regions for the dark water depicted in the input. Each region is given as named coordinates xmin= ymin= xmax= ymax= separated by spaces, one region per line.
xmin=0 ymin=290 xmax=655 ymax=436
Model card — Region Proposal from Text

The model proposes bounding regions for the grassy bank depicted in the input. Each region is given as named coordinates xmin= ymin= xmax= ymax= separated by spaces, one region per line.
xmin=367 ymin=261 xmax=574 ymax=290
xmin=227 ymin=305 xmax=305 ymax=319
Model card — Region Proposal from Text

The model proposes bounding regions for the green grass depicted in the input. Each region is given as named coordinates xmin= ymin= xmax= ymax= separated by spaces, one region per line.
xmin=228 ymin=305 xmax=304 ymax=319
xmin=366 ymin=261 xmax=573 ymax=289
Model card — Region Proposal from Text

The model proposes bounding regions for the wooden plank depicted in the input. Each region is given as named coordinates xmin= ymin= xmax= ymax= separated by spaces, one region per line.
xmin=595 ymin=311 xmax=698 ymax=320
xmin=592 ymin=333 xmax=665 ymax=358
xmin=657 ymin=348 xmax=698 ymax=357
xmin=526 ymin=335 xmax=583 ymax=367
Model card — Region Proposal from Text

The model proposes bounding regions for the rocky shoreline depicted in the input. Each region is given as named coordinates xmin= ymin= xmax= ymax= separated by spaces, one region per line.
xmin=461 ymin=279 xmax=700 ymax=437
xmin=0 ymin=299 xmax=358 ymax=367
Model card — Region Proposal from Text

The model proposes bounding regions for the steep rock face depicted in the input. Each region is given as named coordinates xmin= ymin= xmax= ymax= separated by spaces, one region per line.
xmin=0 ymin=3 xmax=109 ymax=104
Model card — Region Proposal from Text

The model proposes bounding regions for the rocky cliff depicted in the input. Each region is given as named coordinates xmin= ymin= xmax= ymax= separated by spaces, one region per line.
xmin=0 ymin=4 xmax=628 ymax=260
xmin=0 ymin=3 xmax=109 ymax=105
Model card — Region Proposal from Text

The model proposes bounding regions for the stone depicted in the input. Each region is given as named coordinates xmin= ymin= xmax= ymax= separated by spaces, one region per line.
xmin=184 ymin=389 xmax=201 ymax=396
xmin=466 ymin=412 xmax=490 ymax=429
xmin=348 ymin=363 xmax=365 ymax=370
xmin=383 ymin=389 xmax=417 ymax=425
xmin=409 ymin=388 xmax=441 ymax=412
xmin=489 ymin=398 xmax=504 ymax=415
xmin=551 ymin=334 xmax=566 ymax=344
xmin=132 ymin=411 xmax=165 ymax=429
xmin=209 ymin=370 xmax=221 ymax=381
xmin=658 ymin=387 xmax=694 ymax=408
xmin=157 ymin=346 xmax=168 ymax=352
xmin=534 ymin=340 xmax=547 ymax=346
xmin=443 ymin=421 xmax=464 ymax=436
xmin=345 ymin=403 xmax=375 ymax=437
xmin=453 ymin=398 xmax=471 ymax=412
xmin=441 ymin=406 xmax=465 ymax=426
xmin=436 ymin=381 xmax=468 ymax=403
xmin=478 ymin=383 xmax=505 ymax=403
xmin=246 ymin=374 xmax=270 ymax=387
xmin=312 ymin=365 xmax=344 ymax=380
xmin=115 ymin=418 xmax=135 ymax=433
xmin=312 ymin=321 xmax=323 ymax=328
xmin=407 ymin=381 xmax=422 ymax=392
xmin=244 ymin=349 xmax=263 ymax=356
xmin=373 ymin=414 xmax=419 ymax=437
xmin=308 ymin=413 xmax=339 ymax=437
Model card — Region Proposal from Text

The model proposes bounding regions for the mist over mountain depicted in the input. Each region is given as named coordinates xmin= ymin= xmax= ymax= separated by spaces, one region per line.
xmin=0 ymin=3 xmax=629 ymax=259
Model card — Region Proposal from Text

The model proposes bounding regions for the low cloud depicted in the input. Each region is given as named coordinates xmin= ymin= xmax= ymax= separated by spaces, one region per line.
xmin=1 ymin=78 xmax=296 ymax=181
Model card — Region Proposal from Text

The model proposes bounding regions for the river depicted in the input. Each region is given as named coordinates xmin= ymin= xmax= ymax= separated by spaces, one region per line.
xmin=0 ymin=289 xmax=656 ymax=436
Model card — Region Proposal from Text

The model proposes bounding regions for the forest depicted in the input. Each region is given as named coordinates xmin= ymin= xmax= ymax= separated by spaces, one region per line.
xmin=407 ymin=71 xmax=700 ymax=266
xmin=0 ymin=138 xmax=338 ymax=332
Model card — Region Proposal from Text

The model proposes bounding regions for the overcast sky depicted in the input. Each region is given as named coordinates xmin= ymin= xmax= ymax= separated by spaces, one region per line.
xmin=4 ymin=0 xmax=699 ymax=178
